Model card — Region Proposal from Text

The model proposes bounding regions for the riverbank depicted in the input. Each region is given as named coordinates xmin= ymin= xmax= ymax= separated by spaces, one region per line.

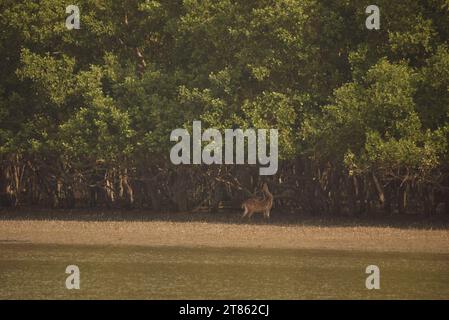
xmin=1 ymin=218 xmax=448 ymax=253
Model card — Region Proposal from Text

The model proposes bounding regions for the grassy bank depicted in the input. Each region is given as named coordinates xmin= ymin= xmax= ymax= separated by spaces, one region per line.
xmin=1 ymin=209 xmax=448 ymax=299
xmin=1 ymin=243 xmax=448 ymax=299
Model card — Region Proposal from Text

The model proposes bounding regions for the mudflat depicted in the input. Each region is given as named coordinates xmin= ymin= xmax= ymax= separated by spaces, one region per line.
xmin=0 ymin=219 xmax=448 ymax=253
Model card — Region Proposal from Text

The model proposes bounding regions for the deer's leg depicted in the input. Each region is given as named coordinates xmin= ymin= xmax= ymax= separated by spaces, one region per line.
xmin=247 ymin=211 xmax=254 ymax=219
xmin=242 ymin=206 xmax=248 ymax=218
xmin=264 ymin=209 xmax=270 ymax=219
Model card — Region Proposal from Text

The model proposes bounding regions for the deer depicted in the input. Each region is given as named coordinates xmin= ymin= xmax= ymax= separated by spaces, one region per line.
xmin=241 ymin=183 xmax=273 ymax=219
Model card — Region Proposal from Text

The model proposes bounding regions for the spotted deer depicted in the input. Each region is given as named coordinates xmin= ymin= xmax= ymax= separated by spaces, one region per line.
xmin=241 ymin=183 xmax=273 ymax=219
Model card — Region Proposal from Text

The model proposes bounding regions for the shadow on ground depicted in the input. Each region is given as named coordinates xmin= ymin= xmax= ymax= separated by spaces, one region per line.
xmin=1 ymin=207 xmax=449 ymax=230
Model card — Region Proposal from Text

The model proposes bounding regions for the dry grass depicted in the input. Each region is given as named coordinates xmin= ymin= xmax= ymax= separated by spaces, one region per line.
xmin=1 ymin=214 xmax=448 ymax=253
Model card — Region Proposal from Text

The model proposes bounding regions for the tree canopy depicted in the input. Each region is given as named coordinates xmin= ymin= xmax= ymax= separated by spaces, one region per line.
xmin=1 ymin=0 xmax=448 ymax=215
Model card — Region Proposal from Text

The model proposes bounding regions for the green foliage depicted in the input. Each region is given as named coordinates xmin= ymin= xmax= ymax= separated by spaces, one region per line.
xmin=1 ymin=0 xmax=449 ymax=211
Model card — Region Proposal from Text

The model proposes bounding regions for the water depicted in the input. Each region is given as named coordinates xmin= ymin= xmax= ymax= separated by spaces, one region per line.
xmin=1 ymin=243 xmax=448 ymax=299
